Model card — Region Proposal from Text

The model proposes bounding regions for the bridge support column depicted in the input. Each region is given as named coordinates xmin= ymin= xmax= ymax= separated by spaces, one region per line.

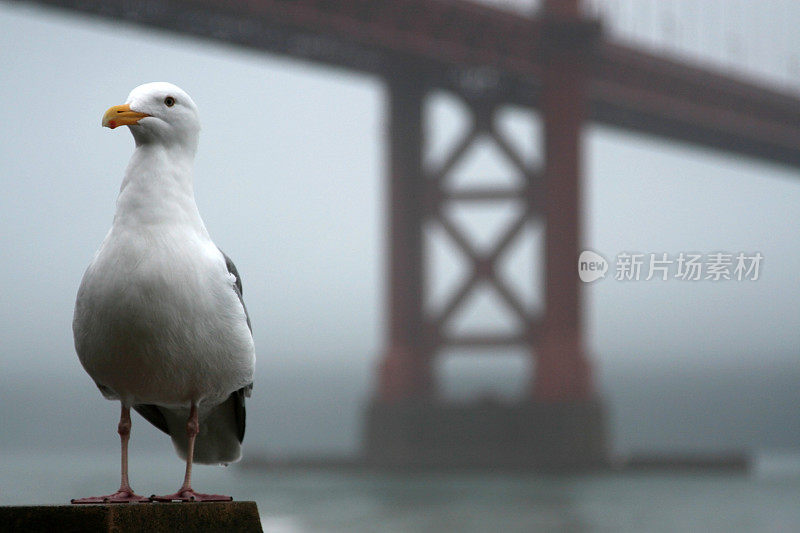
xmin=529 ymin=0 xmax=606 ymax=463
xmin=535 ymin=2 xmax=593 ymax=400
xmin=365 ymin=65 xmax=435 ymax=465
xmin=375 ymin=67 xmax=432 ymax=403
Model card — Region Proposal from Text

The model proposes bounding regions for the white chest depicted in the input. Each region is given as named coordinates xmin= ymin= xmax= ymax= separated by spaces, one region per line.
xmin=73 ymin=226 xmax=254 ymax=405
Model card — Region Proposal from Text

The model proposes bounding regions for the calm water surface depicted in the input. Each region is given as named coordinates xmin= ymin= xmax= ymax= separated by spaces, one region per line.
xmin=2 ymin=450 xmax=799 ymax=532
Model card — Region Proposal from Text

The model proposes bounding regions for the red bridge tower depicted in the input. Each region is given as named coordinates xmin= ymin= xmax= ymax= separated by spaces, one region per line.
xmin=366 ymin=0 xmax=606 ymax=468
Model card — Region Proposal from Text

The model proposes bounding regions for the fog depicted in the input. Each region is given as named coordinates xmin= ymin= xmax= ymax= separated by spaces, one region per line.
xmin=1 ymin=2 xmax=798 ymax=461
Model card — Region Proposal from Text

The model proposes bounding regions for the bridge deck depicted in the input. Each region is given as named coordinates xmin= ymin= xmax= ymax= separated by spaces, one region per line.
xmin=15 ymin=0 xmax=800 ymax=167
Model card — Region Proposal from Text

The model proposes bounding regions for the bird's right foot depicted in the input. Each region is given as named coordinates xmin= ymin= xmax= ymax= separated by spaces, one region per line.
xmin=151 ymin=489 xmax=233 ymax=502
xmin=71 ymin=490 xmax=151 ymax=504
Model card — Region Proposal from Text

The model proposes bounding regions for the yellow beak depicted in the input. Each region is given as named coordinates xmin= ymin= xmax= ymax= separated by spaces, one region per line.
xmin=102 ymin=104 xmax=149 ymax=129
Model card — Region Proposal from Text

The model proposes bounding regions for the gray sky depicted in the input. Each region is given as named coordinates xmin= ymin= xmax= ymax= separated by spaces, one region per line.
xmin=1 ymin=1 xmax=799 ymax=455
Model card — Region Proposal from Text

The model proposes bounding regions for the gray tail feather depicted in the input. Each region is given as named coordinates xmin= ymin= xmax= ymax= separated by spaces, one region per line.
xmin=159 ymin=395 xmax=243 ymax=465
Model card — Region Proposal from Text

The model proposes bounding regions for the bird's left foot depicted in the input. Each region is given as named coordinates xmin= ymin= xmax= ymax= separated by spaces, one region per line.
xmin=71 ymin=490 xmax=151 ymax=504
xmin=151 ymin=489 xmax=232 ymax=502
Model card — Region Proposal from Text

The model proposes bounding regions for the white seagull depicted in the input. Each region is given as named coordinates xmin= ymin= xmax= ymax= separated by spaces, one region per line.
xmin=72 ymin=82 xmax=255 ymax=503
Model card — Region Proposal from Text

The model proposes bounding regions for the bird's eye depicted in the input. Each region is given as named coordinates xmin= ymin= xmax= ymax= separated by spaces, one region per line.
xmin=164 ymin=96 xmax=176 ymax=107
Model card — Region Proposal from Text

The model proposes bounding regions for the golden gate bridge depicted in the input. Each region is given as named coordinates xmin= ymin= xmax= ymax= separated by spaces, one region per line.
xmin=15 ymin=0 xmax=800 ymax=468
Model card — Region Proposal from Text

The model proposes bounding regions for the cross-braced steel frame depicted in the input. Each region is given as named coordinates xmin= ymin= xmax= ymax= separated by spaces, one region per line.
xmin=378 ymin=83 xmax=545 ymax=402
xmin=376 ymin=2 xmax=596 ymax=407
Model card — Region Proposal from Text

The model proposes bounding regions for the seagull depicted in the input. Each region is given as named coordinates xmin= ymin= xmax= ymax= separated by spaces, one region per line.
xmin=71 ymin=82 xmax=255 ymax=503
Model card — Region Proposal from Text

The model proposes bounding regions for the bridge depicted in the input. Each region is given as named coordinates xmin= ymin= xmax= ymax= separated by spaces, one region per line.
xmin=20 ymin=0 xmax=800 ymax=467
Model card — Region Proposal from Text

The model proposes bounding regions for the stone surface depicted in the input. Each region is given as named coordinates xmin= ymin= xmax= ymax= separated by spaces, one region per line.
xmin=0 ymin=501 xmax=262 ymax=533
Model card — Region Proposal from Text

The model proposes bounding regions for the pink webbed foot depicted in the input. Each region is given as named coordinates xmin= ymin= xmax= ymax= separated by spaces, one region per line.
xmin=151 ymin=489 xmax=233 ymax=502
xmin=71 ymin=490 xmax=151 ymax=504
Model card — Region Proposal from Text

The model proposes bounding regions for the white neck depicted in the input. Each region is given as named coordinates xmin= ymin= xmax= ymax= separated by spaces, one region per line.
xmin=113 ymin=143 xmax=207 ymax=236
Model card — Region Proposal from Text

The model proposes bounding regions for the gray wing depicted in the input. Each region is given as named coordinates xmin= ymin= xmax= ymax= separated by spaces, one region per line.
xmin=134 ymin=385 xmax=251 ymax=443
xmin=219 ymin=249 xmax=251 ymax=333
xmin=219 ymin=249 xmax=252 ymax=441
xmin=133 ymin=404 xmax=170 ymax=434
xmin=233 ymin=384 xmax=253 ymax=442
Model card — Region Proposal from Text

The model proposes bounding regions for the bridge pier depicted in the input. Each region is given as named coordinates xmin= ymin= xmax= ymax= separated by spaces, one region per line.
xmin=365 ymin=399 xmax=605 ymax=469
xmin=365 ymin=1 xmax=606 ymax=469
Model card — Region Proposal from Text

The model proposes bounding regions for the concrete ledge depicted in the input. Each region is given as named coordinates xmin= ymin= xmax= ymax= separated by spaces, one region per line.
xmin=0 ymin=501 xmax=262 ymax=533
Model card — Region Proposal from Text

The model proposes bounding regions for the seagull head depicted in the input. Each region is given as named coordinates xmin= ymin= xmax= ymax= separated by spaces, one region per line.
xmin=102 ymin=82 xmax=200 ymax=151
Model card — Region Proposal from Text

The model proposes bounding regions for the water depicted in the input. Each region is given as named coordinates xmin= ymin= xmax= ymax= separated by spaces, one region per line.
xmin=2 ymin=450 xmax=800 ymax=532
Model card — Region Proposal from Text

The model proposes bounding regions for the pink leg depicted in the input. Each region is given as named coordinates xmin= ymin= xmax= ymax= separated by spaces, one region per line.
xmin=72 ymin=404 xmax=150 ymax=504
xmin=151 ymin=402 xmax=232 ymax=502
